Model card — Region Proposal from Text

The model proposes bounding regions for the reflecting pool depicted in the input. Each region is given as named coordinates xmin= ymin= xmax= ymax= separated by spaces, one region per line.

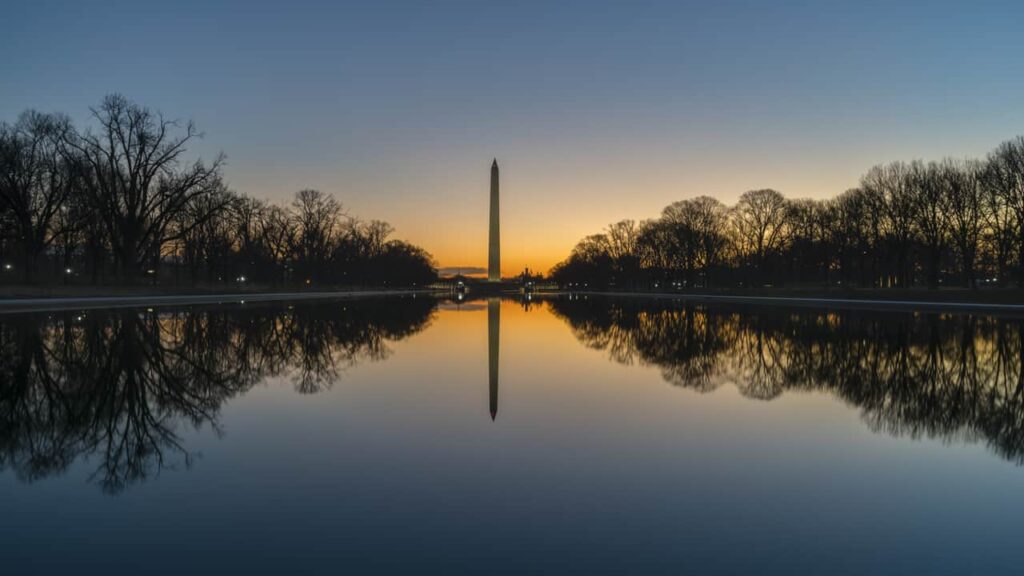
xmin=3 ymin=294 xmax=1024 ymax=574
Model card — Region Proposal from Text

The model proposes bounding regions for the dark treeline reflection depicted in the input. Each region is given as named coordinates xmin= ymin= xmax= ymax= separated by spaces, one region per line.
xmin=0 ymin=297 xmax=435 ymax=493
xmin=549 ymin=297 xmax=1024 ymax=463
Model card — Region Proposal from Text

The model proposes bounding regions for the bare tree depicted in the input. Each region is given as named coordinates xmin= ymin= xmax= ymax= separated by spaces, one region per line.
xmin=941 ymin=159 xmax=985 ymax=287
xmin=63 ymin=94 xmax=226 ymax=280
xmin=553 ymin=136 xmax=1024 ymax=292
xmin=862 ymin=162 xmax=918 ymax=287
xmin=258 ymin=204 xmax=297 ymax=282
xmin=171 ymin=184 xmax=237 ymax=281
xmin=662 ymin=197 xmax=729 ymax=286
xmin=0 ymin=96 xmax=437 ymax=288
xmin=604 ymin=219 xmax=641 ymax=283
xmin=785 ymin=198 xmax=831 ymax=285
xmin=984 ymin=137 xmax=1024 ymax=286
xmin=0 ymin=111 xmax=74 ymax=281
xmin=981 ymin=161 xmax=1019 ymax=286
xmin=731 ymin=189 xmax=791 ymax=284
xmin=912 ymin=160 xmax=949 ymax=288
xmin=572 ymin=233 xmax=611 ymax=263
xmin=290 ymin=189 xmax=344 ymax=281
xmin=361 ymin=219 xmax=395 ymax=259
xmin=828 ymin=188 xmax=883 ymax=286
xmin=604 ymin=219 xmax=638 ymax=260
xmin=635 ymin=218 xmax=673 ymax=274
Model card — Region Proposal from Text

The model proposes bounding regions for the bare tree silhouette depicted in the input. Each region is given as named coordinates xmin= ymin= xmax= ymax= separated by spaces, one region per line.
xmin=0 ymin=95 xmax=437 ymax=287
xmin=553 ymin=136 xmax=1024 ymax=291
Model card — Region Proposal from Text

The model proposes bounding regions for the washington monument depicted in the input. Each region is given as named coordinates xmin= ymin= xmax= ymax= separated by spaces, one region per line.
xmin=488 ymin=159 xmax=501 ymax=282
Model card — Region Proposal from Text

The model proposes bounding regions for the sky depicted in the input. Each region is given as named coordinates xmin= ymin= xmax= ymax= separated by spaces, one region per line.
xmin=3 ymin=0 xmax=1024 ymax=275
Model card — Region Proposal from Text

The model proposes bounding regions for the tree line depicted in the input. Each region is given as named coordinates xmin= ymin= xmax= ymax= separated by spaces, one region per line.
xmin=552 ymin=139 xmax=1024 ymax=289
xmin=0 ymin=95 xmax=437 ymax=286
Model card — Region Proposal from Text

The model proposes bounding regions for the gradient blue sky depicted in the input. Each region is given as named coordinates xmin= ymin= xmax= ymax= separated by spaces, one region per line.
xmin=3 ymin=0 xmax=1024 ymax=273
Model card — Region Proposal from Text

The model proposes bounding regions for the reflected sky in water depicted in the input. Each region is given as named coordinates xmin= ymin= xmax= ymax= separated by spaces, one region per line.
xmin=3 ymin=295 xmax=1024 ymax=574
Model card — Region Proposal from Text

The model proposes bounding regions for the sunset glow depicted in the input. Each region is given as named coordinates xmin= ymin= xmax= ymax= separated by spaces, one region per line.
xmin=4 ymin=1 xmax=1024 ymax=275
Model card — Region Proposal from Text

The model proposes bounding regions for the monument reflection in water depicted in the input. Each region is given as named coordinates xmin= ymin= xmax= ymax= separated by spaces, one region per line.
xmin=489 ymin=297 xmax=500 ymax=420
xmin=4 ymin=295 xmax=1024 ymax=488
xmin=5 ymin=295 xmax=1024 ymax=573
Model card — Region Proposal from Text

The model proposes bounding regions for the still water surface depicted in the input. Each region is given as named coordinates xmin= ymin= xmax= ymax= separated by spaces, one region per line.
xmin=2 ymin=295 xmax=1024 ymax=574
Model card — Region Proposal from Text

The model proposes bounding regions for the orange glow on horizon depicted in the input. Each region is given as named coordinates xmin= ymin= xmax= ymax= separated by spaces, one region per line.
xmin=242 ymin=132 xmax=998 ymax=278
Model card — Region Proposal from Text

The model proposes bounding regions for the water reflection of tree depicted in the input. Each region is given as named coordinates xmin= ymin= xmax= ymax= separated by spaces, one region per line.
xmin=549 ymin=298 xmax=1024 ymax=464
xmin=0 ymin=297 xmax=435 ymax=493
xmin=552 ymin=299 xmax=733 ymax=392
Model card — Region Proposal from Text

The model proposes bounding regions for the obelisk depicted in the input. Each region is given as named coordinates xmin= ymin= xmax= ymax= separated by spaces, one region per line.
xmin=488 ymin=159 xmax=500 ymax=282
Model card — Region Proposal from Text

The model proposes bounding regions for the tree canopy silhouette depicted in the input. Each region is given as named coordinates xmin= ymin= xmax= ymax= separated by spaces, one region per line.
xmin=0 ymin=95 xmax=437 ymax=286
xmin=553 ymin=138 xmax=1024 ymax=290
